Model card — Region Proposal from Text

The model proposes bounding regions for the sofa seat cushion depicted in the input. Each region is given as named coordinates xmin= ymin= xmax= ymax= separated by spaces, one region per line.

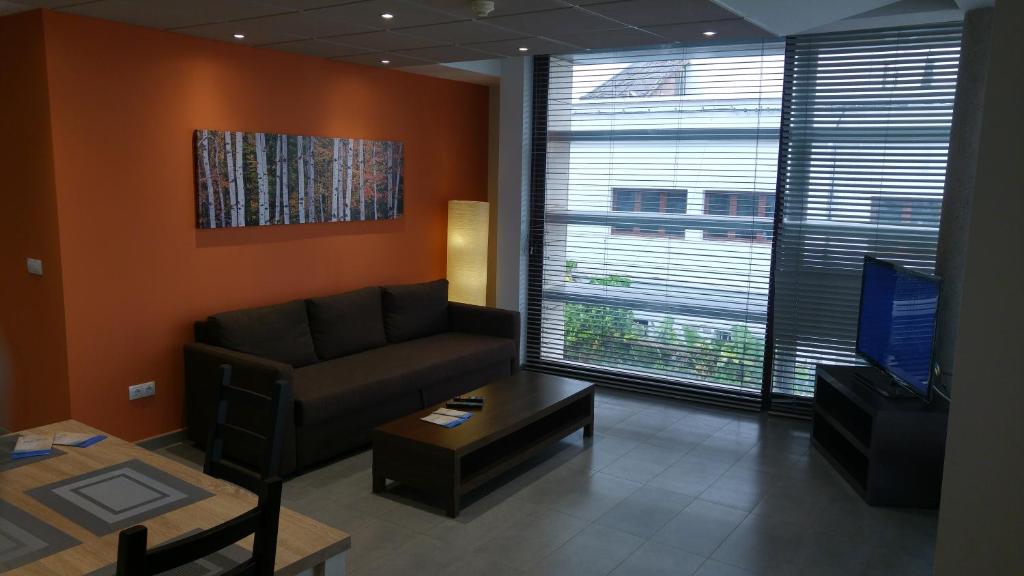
xmin=381 ymin=279 xmax=450 ymax=343
xmin=306 ymin=287 xmax=387 ymax=360
xmin=208 ymin=300 xmax=318 ymax=367
xmin=292 ymin=332 xmax=515 ymax=427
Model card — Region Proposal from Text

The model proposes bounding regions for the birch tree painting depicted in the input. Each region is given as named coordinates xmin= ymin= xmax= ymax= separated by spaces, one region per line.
xmin=194 ymin=130 xmax=405 ymax=229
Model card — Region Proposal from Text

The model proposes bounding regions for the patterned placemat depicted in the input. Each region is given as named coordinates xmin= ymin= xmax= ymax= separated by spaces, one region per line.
xmin=28 ymin=459 xmax=213 ymax=536
xmin=0 ymin=434 xmax=66 ymax=472
xmin=84 ymin=529 xmax=249 ymax=576
xmin=0 ymin=499 xmax=80 ymax=572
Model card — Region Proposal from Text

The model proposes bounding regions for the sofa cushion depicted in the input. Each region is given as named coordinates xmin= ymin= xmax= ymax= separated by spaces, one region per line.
xmin=207 ymin=300 xmax=318 ymax=367
xmin=381 ymin=279 xmax=449 ymax=343
xmin=306 ymin=287 xmax=387 ymax=360
xmin=292 ymin=332 xmax=514 ymax=426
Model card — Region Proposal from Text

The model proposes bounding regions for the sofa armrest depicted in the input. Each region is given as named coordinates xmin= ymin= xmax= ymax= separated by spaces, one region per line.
xmin=448 ymin=303 xmax=521 ymax=370
xmin=183 ymin=343 xmax=297 ymax=475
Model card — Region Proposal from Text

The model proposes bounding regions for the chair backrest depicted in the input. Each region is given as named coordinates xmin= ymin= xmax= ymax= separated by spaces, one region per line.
xmin=115 ymin=365 xmax=287 ymax=576
xmin=204 ymin=364 xmax=288 ymax=491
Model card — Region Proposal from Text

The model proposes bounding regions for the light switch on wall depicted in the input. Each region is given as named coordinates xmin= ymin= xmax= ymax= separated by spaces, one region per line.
xmin=26 ymin=258 xmax=43 ymax=276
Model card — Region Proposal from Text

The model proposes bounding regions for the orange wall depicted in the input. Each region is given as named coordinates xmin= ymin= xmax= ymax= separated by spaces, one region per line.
xmin=35 ymin=11 xmax=489 ymax=440
xmin=0 ymin=11 xmax=72 ymax=431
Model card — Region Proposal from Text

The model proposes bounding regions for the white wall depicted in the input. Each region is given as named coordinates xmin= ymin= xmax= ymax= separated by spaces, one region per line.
xmin=934 ymin=0 xmax=1024 ymax=573
xmin=495 ymin=57 xmax=531 ymax=361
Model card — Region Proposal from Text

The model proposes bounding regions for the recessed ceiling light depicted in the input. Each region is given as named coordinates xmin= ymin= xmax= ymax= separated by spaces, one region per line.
xmin=381 ymin=59 xmax=391 ymax=64
xmin=702 ymin=30 xmax=717 ymax=37
xmin=381 ymin=12 xmax=394 ymax=19
xmin=233 ymin=33 xmax=245 ymax=39
xmin=518 ymin=47 xmax=529 ymax=52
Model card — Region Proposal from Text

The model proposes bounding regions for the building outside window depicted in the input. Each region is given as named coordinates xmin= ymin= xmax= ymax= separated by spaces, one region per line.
xmin=871 ymin=197 xmax=943 ymax=226
xmin=703 ymin=191 xmax=775 ymax=242
xmin=610 ymin=188 xmax=687 ymax=237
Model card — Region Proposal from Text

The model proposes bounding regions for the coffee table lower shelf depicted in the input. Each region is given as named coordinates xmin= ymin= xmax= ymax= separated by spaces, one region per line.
xmin=372 ymin=380 xmax=594 ymax=517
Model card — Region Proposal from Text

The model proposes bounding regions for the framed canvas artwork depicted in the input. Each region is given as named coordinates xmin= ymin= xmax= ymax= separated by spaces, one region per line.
xmin=194 ymin=130 xmax=404 ymax=228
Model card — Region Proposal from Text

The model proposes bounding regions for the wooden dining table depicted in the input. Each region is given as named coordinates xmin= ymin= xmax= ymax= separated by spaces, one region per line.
xmin=0 ymin=420 xmax=350 ymax=575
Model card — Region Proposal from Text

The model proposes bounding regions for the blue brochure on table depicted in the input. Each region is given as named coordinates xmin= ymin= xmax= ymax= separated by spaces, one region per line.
xmin=53 ymin=432 xmax=107 ymax=448
xmin=11 ymin=433 xmax=54 ymax=459
xmin=421 ymin=408 xmax=473 ymax=428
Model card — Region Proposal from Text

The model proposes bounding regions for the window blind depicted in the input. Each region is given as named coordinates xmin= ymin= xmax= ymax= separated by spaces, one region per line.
xmin=526 ymin=42 xmax=785 ymax=404
xmin=769 ymin=24 xmax=961 ymax=400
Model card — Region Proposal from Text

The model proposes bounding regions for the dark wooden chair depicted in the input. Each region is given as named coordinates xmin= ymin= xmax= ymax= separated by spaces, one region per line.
xmin=115 ymin=365 xmax=288 ymax=576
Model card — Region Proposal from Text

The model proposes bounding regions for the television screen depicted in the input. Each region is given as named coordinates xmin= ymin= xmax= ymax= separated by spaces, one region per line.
xmin=856 ymin=256 xmax=940 ymax=397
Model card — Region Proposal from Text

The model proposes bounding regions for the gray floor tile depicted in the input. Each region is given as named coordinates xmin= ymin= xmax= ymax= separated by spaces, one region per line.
xmin=156 ymin=443 xmax=204 ymax=469
xmin=427 ymin=499 xmax=543 ymax=552
xmin=535 ymin=472 xmax=643 ymax=521
xmin=698 ymin=467 xmax=781 ymax=513
xmin=611 ymin=541 xmax=706 ymax=576
xmin=604 ymin=409 xmax=682 ymax=442
xmin=596 ymin=404 xmax=641 ymax=430
xmin=647 ymin=455 xmax=732 ymax=497
xmin=440 ymin=552 xmax=524 ymax=576
xmin=337 ymin=513 xmax=421 ymax=573
xmin=711 ymin=513 xmax=808 ymax=573
xmin=791 ymin=529 xmax=872 ymax=575
xmin=472 ymin=507 xmax=589 ymax=568
xmin=860 ymin=543 xmax=933 ymax=576
xmin=652 ymin=499 xmax=748 ymax=557
xmin=694 ymin=559 xmax=759 ymax=576
xmin=601 ymin=452 xmax=676 ymax=484
xmin=596 ymin=486 xmax=695 ymax=539
xmin=624 ymin=441 xmax=694 ymax=464
xmin=749 ymin=481 xmax=837 ymax=524
xmin=580 ymin=434 xmax=642 ymax=471
xmin=352 ymin=534 xmax=462 ymax=576
xmin=647 ymin=421 xmax=719 ymax=450
xmin=525 ymin=523 xmax=646 ymax=576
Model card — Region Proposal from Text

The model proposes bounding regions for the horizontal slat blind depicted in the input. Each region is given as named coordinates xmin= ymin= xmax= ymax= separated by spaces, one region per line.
xmin=526 ymin=42 xmax=785 ymax=401
xmin=770 ymin=24 xmax=961 ymax=399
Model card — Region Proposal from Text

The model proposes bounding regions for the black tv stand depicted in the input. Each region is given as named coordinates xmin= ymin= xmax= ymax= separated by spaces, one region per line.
xmin=812 ymin=365 xmax=948 ymax=508
xmin=852 ymin=368 xmax=917 ymax=399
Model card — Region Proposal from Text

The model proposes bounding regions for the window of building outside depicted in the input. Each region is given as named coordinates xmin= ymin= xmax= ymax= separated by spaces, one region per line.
xmin=703 ymin=191 xmax=775 ymax=242
xmin=611 ymin=188 xmax=687 ymax=237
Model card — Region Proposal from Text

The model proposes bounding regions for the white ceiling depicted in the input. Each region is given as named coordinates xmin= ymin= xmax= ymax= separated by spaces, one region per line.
xmin=0 ymin=0 xmax=976 ymax=83
xmin=0 ymin=0 xmax=771 ymax=68
xmin=712 ymin=0 xmax=979 ymax=36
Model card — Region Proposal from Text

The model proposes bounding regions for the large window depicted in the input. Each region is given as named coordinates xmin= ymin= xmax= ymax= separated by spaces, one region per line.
xmin=528 ymin=42 xmax=784 ymax=402
xmin=769 ymin=24 xmax=961 ymax=400
xmin=527 ymin=25 xmax=960 ymax=407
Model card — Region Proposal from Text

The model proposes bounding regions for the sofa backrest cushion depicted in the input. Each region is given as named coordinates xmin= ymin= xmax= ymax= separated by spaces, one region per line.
xmin=207 ymin=300 xmax=319 ymax=367
xmin=381 ymin=279 xmax=450 ymax=343
xmin=306 ymin=287 xmax=387 ymax=360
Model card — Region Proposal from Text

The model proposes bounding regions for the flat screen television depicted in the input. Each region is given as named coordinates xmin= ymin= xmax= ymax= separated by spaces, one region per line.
xmin=855 ymin=256 xmax=941 ymax=399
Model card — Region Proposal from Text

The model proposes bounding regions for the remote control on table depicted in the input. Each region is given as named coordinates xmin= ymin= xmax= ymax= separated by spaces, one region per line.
xmin=446 ymin=399 xmax=484 ymax=410
xmin=452 ymin=396 xmax=484 ymax=404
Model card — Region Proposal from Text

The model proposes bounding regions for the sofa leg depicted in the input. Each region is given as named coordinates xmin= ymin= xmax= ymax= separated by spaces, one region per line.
xmin=372 ymin=471 xmax=386 ymax=493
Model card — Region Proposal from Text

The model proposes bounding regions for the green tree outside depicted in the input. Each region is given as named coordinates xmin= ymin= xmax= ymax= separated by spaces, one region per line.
xmin=562 ymin=274 xmax=765 ymax=390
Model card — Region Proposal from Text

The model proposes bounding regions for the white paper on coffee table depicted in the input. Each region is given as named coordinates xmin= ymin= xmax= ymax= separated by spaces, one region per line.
xmin=421 ymin=413 xmax=462 ymax=426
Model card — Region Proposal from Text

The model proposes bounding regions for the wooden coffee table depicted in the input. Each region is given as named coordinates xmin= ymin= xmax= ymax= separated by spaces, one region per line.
xmin=371 ymin=371 xmax=595 ymax=517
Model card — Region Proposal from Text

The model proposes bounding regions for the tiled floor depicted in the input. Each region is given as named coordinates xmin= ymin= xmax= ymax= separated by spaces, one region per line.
xmin=157 ymin=388 xmax=938 ymax=576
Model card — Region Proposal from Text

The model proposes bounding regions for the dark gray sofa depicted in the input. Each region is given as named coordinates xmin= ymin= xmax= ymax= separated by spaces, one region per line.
xmin=184 ymin=279 xmax=519 ymax=475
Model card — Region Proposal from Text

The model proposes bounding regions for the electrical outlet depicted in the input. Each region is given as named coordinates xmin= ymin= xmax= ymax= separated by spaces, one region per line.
xmin=26 ymin=258 xmax=43 ymax=276
xmin=129 ymin=381 xmax=156 ymax=400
